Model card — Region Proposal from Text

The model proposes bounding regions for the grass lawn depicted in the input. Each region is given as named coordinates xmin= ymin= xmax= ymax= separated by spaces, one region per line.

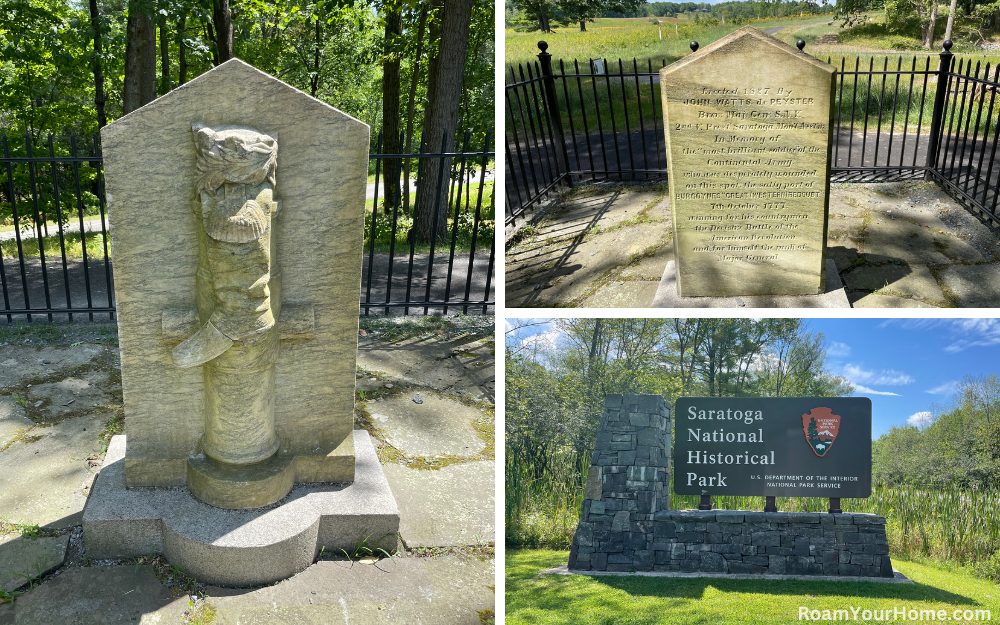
xmin=507 ymin=549 xmax=1000 ymax=624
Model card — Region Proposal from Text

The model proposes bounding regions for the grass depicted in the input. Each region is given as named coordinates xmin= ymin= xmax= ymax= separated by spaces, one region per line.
xmin=0 ymin=230 xmax=108 ymax=260
xmin=364 ymin=181 xmax=495 ymax=254
xmin=507 ymin=447 xmax=1000 ymax=573
xmin=507 ymin=16 xmax=1000 ymax=141
xmin=506 ymin=549 xmax=1000 ymax=624
xmin=505 ymin=15 xmax=836 ymax=67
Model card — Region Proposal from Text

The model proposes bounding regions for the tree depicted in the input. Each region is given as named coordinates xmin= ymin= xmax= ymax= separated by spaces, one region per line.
xmin=945 ymin=0 xmax=959 ymax=41
xmin=381 ymin=0 xmax=404 ymax=212
xmin=413 ymin=0 xmax=472 ymax=243
xmin=88 ymin=0 xmax=108 ymax=127
xmin=555 ymin=0 xmax=644 ymax=31
xmin=124 ymin=0 xmax=156 ymax=114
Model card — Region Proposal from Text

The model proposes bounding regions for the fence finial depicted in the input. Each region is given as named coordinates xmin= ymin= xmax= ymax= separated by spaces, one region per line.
xmin=942 ymin=39 xmax=953 ymax=51
xmin=690 ymin=41 xmax=699 ymax=52
xmin=797 ymin=39 xmax=806 ymax=51
xmin=537 ymin=41 xmax=549 ymax=53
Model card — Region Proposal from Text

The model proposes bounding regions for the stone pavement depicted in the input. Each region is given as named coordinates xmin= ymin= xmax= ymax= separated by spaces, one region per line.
xmin=0 ymin=319 xmax=495 ymax=624
xmin=506 ymin=181 xmax=1000 ymax=308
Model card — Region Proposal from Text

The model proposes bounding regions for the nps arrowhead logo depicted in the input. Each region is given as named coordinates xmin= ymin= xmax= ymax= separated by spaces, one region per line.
xmin=801 ymin=407 xmax=841 ymax=457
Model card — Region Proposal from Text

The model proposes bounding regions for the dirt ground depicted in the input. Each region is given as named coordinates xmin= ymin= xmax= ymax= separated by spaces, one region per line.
xmin=0 ymin=317 xmax=496 ymax=624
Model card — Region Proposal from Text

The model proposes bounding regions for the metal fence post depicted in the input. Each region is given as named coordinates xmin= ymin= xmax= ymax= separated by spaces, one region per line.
xmin=925 ymin=40 xmax=954 ymax=180
xmin=537 ymin=41 xmax=573 ymax=188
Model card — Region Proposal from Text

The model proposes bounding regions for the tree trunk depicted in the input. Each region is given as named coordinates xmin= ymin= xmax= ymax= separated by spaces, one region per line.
xmin=159 ymin=18 xmax=170 ymax=95
xmin=206 ymin=22 xmax=219 ymax=65
xmin=403 ymin=3 xmax=428 ymax=216
xmin=381 ymin=1 xmax=403 ymax=213
xmin=945 ymin=0 xmax=958 ymax=41
xmin=311 ymin=18 xmax=321 ymax=97
xmin=88 ymin=0 xmax=107 ymax=128
xmin=924 ymin=3 xmax=938 ymax=48
xmin=413 ymin=0 xmax=473 ymax=244
xmin=213 ymin=0 xmax=233 ymax=62
xmin=177 ymin=16 xmax=187 ymax=85
xmin=579 ymin=20 xmax=586 ymax=31
xmin=124 ymin=1 xmax=156 ymax=114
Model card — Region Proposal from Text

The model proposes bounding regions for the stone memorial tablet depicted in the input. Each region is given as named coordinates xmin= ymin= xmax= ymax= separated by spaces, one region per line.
xmin=660 ymin=26 xmax=836 ymax=296
xmin=674 ymin=397 xmax=872 ymax=498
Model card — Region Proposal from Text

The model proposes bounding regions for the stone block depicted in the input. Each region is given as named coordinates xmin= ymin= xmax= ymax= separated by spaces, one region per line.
xmin=592 ymin=552 xmax=608 ymax=570
xmin=605 ymin=395 xmax=623 ymax=408
xmin=851 ymin=554 xmax=873 ymax=566
xmin=628 ymin=413 xmax=650 ymax=427
xmin=611 ymin=511 xmax=631 ymax=532
xmin=716 ymin=511 xmax=745 ymax=523
xmin=618 ymin=450 xmax=637 ymax=466
xmin=768 ymin=555 xmax=786 ymax=574
xmin=677 ymin=531 xmax=703 ymax=542
xmin=728 ymin=562 xmax=767 ymax=574
xmin=84 ymin=432 xmax=399 ymax=586
xmin=635 ymin=550 xmax=655 ymax=570
xmin=786 ymin=513 xmax=820 ymax=524
xmin=584 ymin=467 xmax=603 ymax=500
xmin=793 ymin=537 xmax=811 ymax=556
xmin=590 ymin=501 xmax=606 ymax=516
xmin=743 ymin=555 xmax=769 ymax=567
xmin=752 ymin=531 xmax=780 ymax=547
xmin=839 ymin=563 xmax=860 ymax=576
xmin=638 ymin=395 xmax=662 ymax=414
xmin=700 ymin=552 xmax=727 ymax=572
xmin=787 ymin=556 xmax=823 ymax=576
xmin=637 ymin=428 xmax=661 ymax=447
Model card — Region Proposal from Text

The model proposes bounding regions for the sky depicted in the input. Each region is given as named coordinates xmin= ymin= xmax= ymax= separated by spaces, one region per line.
xmin=505 ymin=318 xmax=1000 ymax=439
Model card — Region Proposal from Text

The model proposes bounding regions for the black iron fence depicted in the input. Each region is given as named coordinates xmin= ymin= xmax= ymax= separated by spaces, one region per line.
xmin=0 ymin=129 xmax=494 ymax=321
xmin=505 ymin=39 xmax=1000 ymax=230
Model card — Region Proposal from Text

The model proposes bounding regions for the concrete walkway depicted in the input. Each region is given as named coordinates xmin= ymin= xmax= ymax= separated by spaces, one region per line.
xmin=506 ymin=181 xmax=1000 ymax=308
xmin=0 ymin=320 xmax=495 ymax=623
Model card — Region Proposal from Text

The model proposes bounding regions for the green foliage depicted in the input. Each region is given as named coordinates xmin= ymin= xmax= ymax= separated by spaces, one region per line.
xmin=1 ymin=0 xmax=493 ymax=156
xmin=505 ymin=319 xmax=852 ymax=548
xmin=873 ymin=374 xmax=1000 ymax=489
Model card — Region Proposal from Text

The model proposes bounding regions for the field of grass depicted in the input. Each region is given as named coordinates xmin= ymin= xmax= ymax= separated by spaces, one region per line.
xmin=365 ymin=180 xmax=495 ymax=253
xmin=0 ymin=230 xmax=107 ymax=260
xmin=506 ymin=451 xmax=1000 ymax=574
xmin=507 ymin=549 xmax=1000 ymax=625
xmin=505 ymin=14 xmax=837 ymax=68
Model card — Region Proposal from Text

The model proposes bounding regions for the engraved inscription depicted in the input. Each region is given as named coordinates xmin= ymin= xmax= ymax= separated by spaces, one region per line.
xmin=661 ymin=27 xmax=834 ymax=296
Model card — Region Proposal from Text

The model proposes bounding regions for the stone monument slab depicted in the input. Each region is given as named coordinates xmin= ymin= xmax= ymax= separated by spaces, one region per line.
xmin=660 ymin=26 xmax=836 ymax=297
xmin=84 ymin=58 xmax=399 ymax=585
xmin=101 ymin=59 xmax=367 ymax=500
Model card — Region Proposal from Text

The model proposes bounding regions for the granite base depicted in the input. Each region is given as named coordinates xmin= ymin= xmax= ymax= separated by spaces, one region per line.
xmin=82 ymin=430 xmax=399 ymax=586
xmin=652 ymin=258 xmax=850 ymax=308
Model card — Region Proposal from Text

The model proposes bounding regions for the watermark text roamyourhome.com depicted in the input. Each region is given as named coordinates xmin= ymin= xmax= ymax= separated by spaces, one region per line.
xmin=799 ymin=606 xmax=992 ymax=621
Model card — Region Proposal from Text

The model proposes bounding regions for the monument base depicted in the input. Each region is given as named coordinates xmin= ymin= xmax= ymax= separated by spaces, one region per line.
xmin=569 ymin=510 xmax=894 ymax=578
xmin=652 ymin=258 xmax=850 ymax=308
xmin=83 ymin=430 xmax=399 ymax=586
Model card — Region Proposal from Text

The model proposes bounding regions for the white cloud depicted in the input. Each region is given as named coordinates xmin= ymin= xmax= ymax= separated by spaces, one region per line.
xmin=882 ymin=318 xmax=1000 ymax=353
xmin=521 ymin=329 xmax=560 ymax=352
xmin=926 ymin=381 xmax=960 ymax=396
xmin=827 ymin=341 xmax=851 ymax=357
xmin=854 ymin=384 xmax=900 ymax=397
xmin=842 ymin=364 xmax=914 ymax=386
xmin=907 ymin=411 xmax=934 ymax=428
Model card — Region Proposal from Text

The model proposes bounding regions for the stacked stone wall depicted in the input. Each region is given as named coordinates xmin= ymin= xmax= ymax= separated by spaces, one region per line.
xmin=568 ymin=393 xmax=894 ymax=578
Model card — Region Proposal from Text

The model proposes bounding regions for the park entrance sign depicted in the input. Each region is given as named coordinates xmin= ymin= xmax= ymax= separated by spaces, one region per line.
xmin=568 ymin=394 xmax=894 ymax=578
xmin=659 ymin=26 xmax=837 ymax=299
xmin=674 ymin=397 xmax=872 ymax=498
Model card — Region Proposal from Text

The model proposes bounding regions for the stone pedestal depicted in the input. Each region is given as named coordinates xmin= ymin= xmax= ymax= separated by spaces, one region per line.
xmin=83 ymin=431 xmax=399 ymax=586
xmin=652 ymin=259 xmax=850 ymax=308
xmin=568 ymin=394 xmax=670 ymax=571
xmin=571 ymin=509 xmax=894 ymax=578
